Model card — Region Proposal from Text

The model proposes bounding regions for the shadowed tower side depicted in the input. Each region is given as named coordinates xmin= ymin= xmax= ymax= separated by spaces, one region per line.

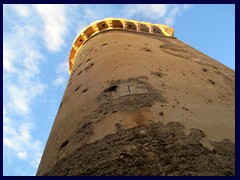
xmin=37 ymin=18 xmax=235 ymax=176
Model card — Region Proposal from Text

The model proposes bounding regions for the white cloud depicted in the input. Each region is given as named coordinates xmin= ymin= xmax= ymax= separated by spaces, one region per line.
xmin=82 ymin=5 xmax=100 ymax=20
xmin=3 ymin=109 xmax=42 ymax=168
xmin=53 ymin=61 xmax=68 ymax=86
xmin=22 ymin=50 xmax=43 ymax=74
xmin=8 ymin=86 xmax=29 ymax=114
xmin=17 ymin=151 xmax=28 ymax=160
xmin=3 ymin=6 xmax=46 ymax=115
xmin=81 ymin=5 xmax=112 ymax=21
xmin=3 ymin=42 xmax=16 ymax=73
xmin=53 ymin=76 xmax=66 ymax=86
xmin=125 ymin=4 xmax=190 ymax=26
xmin=7 ymin=83 xmax=45 ymax=115
xmin=165 ymin=6 xmax=180 ymax=26
xmin=3 ymin=5 xmax=48 ymax=175
xmin=33 ymin=4 xmax=67 ymax=52
xmin=56 ymin=60 xmax=68 ymax=74
xmin=126 ymin=4 xmax=168 ymax=20
xmin=12 ymin=4 xmax=31 ymax=17
xmin=3 ymin=24 xmax=43 ymax=76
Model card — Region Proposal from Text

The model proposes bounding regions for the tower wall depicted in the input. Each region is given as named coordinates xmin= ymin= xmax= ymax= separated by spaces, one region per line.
xmin=37 ymin=29 xmax=235 ymax=176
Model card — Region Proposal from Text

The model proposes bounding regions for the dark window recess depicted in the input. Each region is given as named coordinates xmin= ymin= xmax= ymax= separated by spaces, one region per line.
xmin=60 ymin=140 xmax=69 ymax=149
xmin=90 ymin=63 xmax=94 ymax=68
xmin=72 ymin=69 xmax=76 ymax=76
xmin=82 ymin=88 xmax=88 ymax=93
xmin=141 ymin=47 xmax=152 ymax=52
xmin=202 ymin=68 xmax=208 ymax=72
xmin=75 ymin=85 xmax=81 ymax=92
xmin=78 ymin=71 xmax=82 ymax=76
xmin=101 ymin=43 xmax=108 ymax=46
xmin=104 ymin=85 xmax=117 ymax=93
xmin=85 ymin=63 xmax=94 ymax=70
xmin=80 ymin=39 xmax=82 ymax=42
xmin=102 ymin=24 xmax=106 ymax=27
xmin=129 ymin=24 xmax=132 ymax=28
xmin=83 ymin=121 xmax=92 ymax=128
xmin=86 ymin=58 xmax=91 ymax=63
xmin=208 ymin=79 xmax=215 ymax=85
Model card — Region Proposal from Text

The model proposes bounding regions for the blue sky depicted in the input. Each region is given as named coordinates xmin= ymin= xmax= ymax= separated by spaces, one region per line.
xmin=3 ymin=4 xmax=235 ymax=176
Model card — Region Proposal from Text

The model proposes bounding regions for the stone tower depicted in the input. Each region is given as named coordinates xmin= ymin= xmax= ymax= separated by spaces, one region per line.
xmin=36 ymin=18 xmax=235 ymax=176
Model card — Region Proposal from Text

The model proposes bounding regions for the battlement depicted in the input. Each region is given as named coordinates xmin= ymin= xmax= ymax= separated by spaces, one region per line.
xmin=68 ymin=18 xmax=174 ymax=74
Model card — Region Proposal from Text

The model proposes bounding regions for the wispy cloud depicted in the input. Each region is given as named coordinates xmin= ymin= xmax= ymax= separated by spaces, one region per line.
xmin=73 ymin=5 xmax=111 ymax=35
xmin=53 ymin=76 xmax=66 ymax=86
xmin=125 ymin=4 xmax=191 ymax=26
xmin=3 ymin=42 xmax=16 ymax=73
xmin=3 ymin=109 xmax=42 ymax=170
xmin=3 ymin=4 xmax=50 ymax=175
xmin=4 ymin=18 xmax=47 ymax=115
xmin=11 ymin=4 xmax=31 ymax=17
xmin=165 ymin=6 xmax=180 ymax=26
xmin=17 ymin=151 xmax=28 ymax=160
xmin=52 ymin=61 xmax=69 ymax=86
xmin=33 ymin=4 xmax=68 ymax=52
xmin=81 ymin=4 xmax=116 ymax=21
xmin=126 ymin=4 xmax=168 ymax=20
xmin=7 ymin=84 xmax=45 ymax=115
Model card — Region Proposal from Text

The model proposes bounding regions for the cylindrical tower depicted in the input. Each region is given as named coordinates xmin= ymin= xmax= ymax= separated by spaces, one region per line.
xmin=37 ymin=18 xmax=235 ymax=176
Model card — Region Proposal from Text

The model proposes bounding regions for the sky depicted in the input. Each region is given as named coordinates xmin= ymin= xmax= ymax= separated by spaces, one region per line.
xmin=3 ymin=4 xmax=235 ymax=176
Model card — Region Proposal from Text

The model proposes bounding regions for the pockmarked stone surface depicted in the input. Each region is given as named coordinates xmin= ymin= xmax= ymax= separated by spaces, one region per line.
xmin=45 ymin=121 xmax=235 ymax=176
xmin=36 ymin=28 xmax=235 ymax=176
